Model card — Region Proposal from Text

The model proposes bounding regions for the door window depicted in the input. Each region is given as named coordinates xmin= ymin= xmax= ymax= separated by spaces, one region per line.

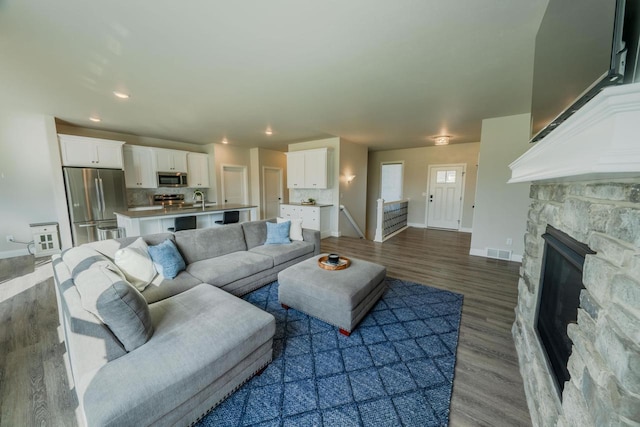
xmin=436 ymin=170 xmax=457 ymax=184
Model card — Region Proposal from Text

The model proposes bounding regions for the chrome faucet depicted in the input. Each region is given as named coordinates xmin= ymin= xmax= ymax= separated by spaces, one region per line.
xmin=193 ymin=190 xmax=205 ymax=211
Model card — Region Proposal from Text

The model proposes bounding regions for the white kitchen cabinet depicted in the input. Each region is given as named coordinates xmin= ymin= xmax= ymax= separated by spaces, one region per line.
xmin=279 ymin=203 xmax=332 ymax=238
xmin=123 ymin=145 xmax=156 ymax=188
xmin=285 ymin=148 xmax=328 ymax=189
xmin=286 ymin=151 xmax=306 ymax=188
xmin=154 ymin=148 xmax=188 ymax=172
xmin=59 ymin=134 xmax=124 ymax=169
xmin=187 ymin=152 xmax=210 ymax=188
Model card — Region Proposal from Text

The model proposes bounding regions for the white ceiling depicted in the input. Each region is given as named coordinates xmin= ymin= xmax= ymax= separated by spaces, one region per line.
xmin=0 ymin=0 xmax=548 ymax=151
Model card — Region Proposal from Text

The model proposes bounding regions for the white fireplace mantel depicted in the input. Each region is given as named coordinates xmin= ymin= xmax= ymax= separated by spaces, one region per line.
xmin=509 ymin=83 xmax=640 ymax=183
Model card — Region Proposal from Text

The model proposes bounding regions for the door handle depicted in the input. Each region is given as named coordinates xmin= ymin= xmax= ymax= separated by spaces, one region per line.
xmin=78 ymin=223 xmax=98 ymax=228
xmin=95 ymin=178 xmax=103 ymax=212
xmin=429 ymin=194 xmax=434 ymax=202
xmin=99 ymin=178 xmax=106 ymax=212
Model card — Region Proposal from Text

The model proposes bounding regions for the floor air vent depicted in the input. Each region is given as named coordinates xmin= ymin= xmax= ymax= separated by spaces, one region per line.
xmin=487 ymin=248 xmax=512 ymax=261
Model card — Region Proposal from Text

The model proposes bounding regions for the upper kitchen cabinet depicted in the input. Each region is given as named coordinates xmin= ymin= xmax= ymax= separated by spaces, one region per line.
xmin=59 ymin=134 xmax=125 ymax=169
xmin=286 ymin=148 xmax=328 ymax=189
xmin=187 ymin=152 xmax=210 ymax=188
xmin=154 ymin=148 xmax=188 ymax=172
xmin=123 ymin=145 xmax=156 ymax=188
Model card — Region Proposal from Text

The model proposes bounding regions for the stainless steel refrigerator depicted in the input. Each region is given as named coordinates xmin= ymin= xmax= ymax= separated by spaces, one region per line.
xmin=63 ymin=167 xmax=127 ymax=245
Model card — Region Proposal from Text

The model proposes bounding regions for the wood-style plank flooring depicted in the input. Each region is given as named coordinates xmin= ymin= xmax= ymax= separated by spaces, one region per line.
xmin=0 ymin=228 xmax=530 ymax=426
xmin=322 ymin=229 xmax=531 ymax=427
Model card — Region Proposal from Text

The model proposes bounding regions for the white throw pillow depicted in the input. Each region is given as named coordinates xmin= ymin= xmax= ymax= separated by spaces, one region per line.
xmin=277 ymin=216 xmax=303 ymax=241
xmin=114 ymin=237 xmax=156 ymax=291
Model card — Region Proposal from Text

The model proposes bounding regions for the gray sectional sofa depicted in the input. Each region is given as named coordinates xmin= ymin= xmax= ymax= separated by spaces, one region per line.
xmin=52 ymin=219 xmax=320 ymax=427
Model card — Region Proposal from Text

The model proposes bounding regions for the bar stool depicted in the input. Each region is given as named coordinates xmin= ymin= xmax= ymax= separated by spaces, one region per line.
xmin=215 ymin=211 xmax=239 ymax=225
xmin=168 ymin=216 xmax=197 ymax=232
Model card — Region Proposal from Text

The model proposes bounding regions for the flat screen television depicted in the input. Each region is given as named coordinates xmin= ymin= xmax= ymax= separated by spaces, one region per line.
xmin=530 ymin=0 xmax=640 ymax=143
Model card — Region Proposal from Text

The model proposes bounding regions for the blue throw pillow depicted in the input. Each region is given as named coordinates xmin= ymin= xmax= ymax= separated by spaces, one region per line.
xmin=265 ymin=220 xmax=291 ymax=245
xmin=147 ymin=239 xmax=186 ymax=279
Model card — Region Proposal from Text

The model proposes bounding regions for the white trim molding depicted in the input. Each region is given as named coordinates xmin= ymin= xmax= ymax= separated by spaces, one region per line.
xmin=469 ymin=248 xmax=485 ymax=258
xmin=509 ymin=83 xmax=640 ymax=183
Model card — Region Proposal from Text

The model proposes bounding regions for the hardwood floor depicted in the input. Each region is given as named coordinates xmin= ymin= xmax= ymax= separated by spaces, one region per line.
xmin=322 ymin=229 xmax=531 ymax=426
xmin=0 ymin=228 xmax=530 ymax=426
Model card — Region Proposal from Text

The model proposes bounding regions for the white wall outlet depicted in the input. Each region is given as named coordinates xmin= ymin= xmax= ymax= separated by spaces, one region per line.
xmin=506 ymin=238 xmax=513 ymax=246
xmin=6 ymin=235 xmax=14 ymax=242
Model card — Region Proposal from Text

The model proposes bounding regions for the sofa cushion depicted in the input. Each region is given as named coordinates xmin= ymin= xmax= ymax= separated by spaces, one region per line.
xmin=241 ymin=219 xmax=271 ymax=249
xmin=61 ymin=246 xmax=120 ymax=279
xmin=79 ymin=284 xmax=275 ymax=427
xmin=174 ymin=224 xmax=247 ymax=264
xmin=278 ymin=217 xmax=303 ymax=241
xmin=265 ymin=221 xmax=291 ymax=245
xmin=250 ymin=241 xmax=315 ymax=266
xmin=148 ymin=239 xmax=186 ymax=279
xmin=75 ymin=265 xmax=154 ymax=352
xmin=85 ymin=233 xmax=175 ymax=260
xmin=114 ymin=237 xmax=157 ymax=291
xmin=140 ymin=271 xmax=203 ymax=304
xmin=187 ymin=251 xmax=273 ymax=286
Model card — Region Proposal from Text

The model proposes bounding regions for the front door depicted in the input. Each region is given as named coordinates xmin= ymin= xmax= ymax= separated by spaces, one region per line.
xmin=263 ymin=167 xmax=282 ymax=219
xmin=426 ymin=164 xmax=465 ymax=230
xmin=221 ymin=165 xmax=247 ymax=204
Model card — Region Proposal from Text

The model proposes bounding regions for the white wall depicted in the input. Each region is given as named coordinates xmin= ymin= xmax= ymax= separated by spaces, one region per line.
xmin=366 ymin=143 xmax=480 ymax=239
xmin=339 ymin=139 xmax=368 ymax=238
xmin=0 ymin=109 xmax=68 ymax=258
xmin=470 ymin=113 xmax=532 ymax=261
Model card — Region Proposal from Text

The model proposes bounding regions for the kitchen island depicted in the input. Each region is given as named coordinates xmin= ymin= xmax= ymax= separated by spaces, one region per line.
xmin=115 ymin=203 xmax=258 ymax=237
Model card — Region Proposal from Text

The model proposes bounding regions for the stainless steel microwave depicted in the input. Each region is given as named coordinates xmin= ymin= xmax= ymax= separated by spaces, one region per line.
xmin=157 ymin=172 xmax=188 ymax=187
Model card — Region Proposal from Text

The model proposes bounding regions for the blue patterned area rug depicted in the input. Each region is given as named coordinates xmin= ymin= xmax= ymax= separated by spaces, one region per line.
xmin=196 ymin=277 xmax=463 ymax=427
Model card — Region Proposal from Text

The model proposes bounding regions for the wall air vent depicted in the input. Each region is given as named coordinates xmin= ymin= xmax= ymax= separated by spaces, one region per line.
xmin=487 ymin=248 xmax=512 ymax=261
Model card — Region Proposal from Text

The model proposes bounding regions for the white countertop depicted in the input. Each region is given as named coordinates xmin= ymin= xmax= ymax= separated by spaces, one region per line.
xmin=281 ymin=203 xmax=333 ymax=207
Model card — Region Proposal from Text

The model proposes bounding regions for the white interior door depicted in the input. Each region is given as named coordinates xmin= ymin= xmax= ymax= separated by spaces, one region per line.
xmin=263 ymin=167 xmax=282 ymax=219
xmin=426 ymin=164 xmax=465 ymax=230
xmin=221 ymin=165 xmax=247 ymax=204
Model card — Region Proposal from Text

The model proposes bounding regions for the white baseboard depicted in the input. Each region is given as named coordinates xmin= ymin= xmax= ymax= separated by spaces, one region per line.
xmin=0 ymin=248 xmax=30 ymax=259
xmin=409 ymin=223 xmax=472 ymax=233
xmin=512 ymin=254 xmax=523 ymax=262
xmin=469 ymin=248 xmax=485 ymax=258
xmin=329 ymin=231 xmax=341 ymax=238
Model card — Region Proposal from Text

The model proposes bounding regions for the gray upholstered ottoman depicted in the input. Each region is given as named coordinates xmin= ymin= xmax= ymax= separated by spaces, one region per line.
xmin=278 ymin=254 xmax=387 ymax=335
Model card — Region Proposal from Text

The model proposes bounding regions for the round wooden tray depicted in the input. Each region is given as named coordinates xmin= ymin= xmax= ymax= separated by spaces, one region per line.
xmin=318 ymin=255 xmax=351 ymax=270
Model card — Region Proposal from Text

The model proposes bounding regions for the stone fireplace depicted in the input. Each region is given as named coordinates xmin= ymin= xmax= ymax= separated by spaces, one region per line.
xmin=509 ymin=84 xmax=640 ymax=426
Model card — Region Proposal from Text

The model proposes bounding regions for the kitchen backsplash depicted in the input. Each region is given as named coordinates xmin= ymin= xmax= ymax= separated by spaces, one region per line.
xmin=290 ymin=189 xmax=333 ymax=205
xmin=127 ymin=188 xmax=209 ymax=207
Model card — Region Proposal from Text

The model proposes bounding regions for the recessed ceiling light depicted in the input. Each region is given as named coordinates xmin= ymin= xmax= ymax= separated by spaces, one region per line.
xmin=265 ymin=128 xmax=273 ymax=135
xmin=113 ymin=91 xmax=130 ymax=99
xmin=222 ymin=138 xmax=229 ymax=144
xmin=89 ymin=116 xmax=101 ymax=122
xmin=433 ymin=135 xmax=451 ymax=145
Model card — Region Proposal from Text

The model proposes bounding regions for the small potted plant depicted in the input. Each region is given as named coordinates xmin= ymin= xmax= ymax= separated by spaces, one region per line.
xmin=302 ymin=198 xmax=316 ymax=205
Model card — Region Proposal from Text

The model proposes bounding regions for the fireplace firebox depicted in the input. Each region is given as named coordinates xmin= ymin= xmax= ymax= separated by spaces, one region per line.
xmin=535 ymin=225 xmax=595 ymax=397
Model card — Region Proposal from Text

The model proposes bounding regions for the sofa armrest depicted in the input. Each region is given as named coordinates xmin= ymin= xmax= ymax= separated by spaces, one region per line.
xmin=302 ymin=228 xmax=321 ymax=255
